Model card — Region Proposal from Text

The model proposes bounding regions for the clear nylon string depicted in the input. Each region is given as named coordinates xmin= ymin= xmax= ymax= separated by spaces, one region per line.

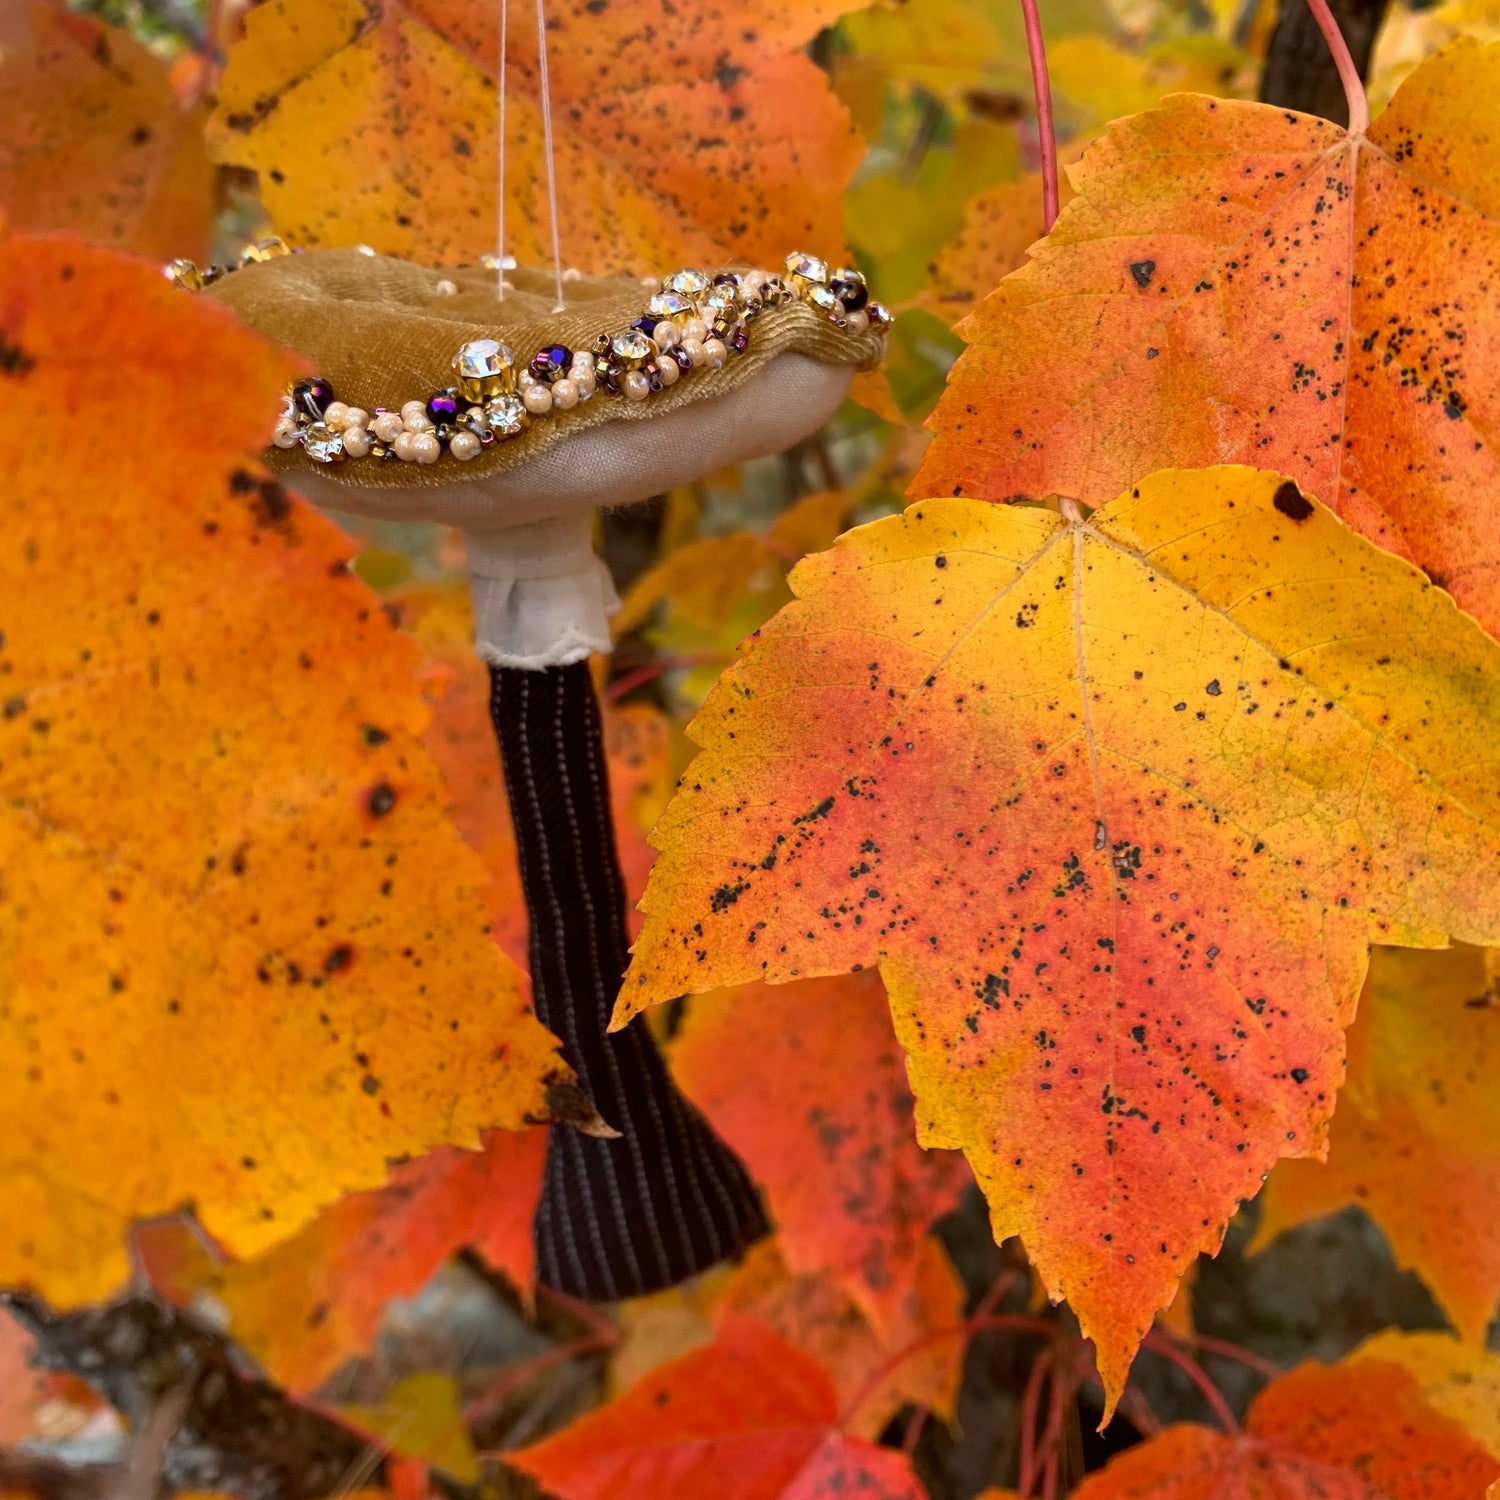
xmin=496 ymin=0 xmax=508 ymax=299
xmin=535 ymin=0 xmax=566 ymax=311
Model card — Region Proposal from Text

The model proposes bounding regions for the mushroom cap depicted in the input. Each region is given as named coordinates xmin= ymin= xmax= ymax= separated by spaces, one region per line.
xmin=204 ymin=250 xmax=885 ymax=525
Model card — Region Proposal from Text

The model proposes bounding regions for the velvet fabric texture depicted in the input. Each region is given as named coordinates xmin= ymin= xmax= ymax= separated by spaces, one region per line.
xmin=202 ymin=250 xmax=884 ymax=499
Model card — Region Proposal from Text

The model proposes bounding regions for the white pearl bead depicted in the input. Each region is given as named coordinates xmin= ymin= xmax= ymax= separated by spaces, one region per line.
xmin=653 ymin=320 xmax=680 ymax=349
xmin=343 ymin=407 xmax=370 ymax=431
xmin=413 ymin=432 xmax=441 ymax=464
xmin=524 ymin=384 xmax=553 ymax=415
xmin=655 ymin=355 xmax=679 ymax=387
xmin=322 ymin=401 xmax=349 ymax=427
xmin=518 ymin=369 xmax=536 ymax=388
xmin=571 ymin=349 xmax=594 ymax=368
xmin=434 ymin=279 xmax=457 ymax=296
xmin=622 ymin=370 xmax=651 ymax=401
xmin=741 ymin=269 xmax=767 ymax=292
xmin=681 ymin=336 xmax=707 ymax=369
xmin=401 ymin=400 xmax=429 ymax=428
xmin=393 ymin=430 xmax=419 ymax=461
xmin=844 ymin=308 xmax=870 ymax=336
xmin=682 ymin=316 xmax=708 ymax=342
xmin=702 ymin=338 xmax=728 ymax=369
xmin=552 ymin=378 xmax=579 ymax=409
xmin=373 ymin=412 xmax=405 ymax=444
xmin=342 ymin=425 xmax=372 ymax=457
xmin=272 ymin=421 xmax=300 ymax=448
xmin=450 ymin=429 xmax=482 ymax=460
xmin=574 ymin=368 xmax=597 ymax=398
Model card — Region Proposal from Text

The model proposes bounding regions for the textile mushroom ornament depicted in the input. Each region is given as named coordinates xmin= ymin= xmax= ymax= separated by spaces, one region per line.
xmin=166 ymin=238 xmax=890 ymax=1300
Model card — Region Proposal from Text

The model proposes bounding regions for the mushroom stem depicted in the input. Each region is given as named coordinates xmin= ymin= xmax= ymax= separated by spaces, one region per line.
xmin=490 ymin=660 xmax=768 ymax=1298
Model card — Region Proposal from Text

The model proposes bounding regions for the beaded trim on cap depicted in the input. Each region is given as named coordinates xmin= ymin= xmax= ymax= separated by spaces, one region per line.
xmin=165 ymin=243 xmax=891 ymax=469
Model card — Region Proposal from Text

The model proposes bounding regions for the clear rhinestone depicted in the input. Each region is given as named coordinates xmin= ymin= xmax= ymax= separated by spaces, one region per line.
xmin=609 ymin=328 xmax=657 ymax=366
xmin=648 ymin=290 xmax=694 ymax=320
xmin=664 ymin=268 xmax=711 ymax=297
xmin=785 ymin=251 xmax=829 ymax=287
xmin=702 ymin=284 xmax=743 ymax=316
xmin=303 ymin=422 xmax=345 ymax=463
xmin=455 ymin=338 xmax=515 ymax=382
xmin=485 ymin=393 xmax=530 ymax=439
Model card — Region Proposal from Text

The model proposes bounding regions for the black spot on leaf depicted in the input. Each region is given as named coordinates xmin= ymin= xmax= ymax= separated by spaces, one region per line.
xmin=1273 ymin=481 xmax=1314 ymax=521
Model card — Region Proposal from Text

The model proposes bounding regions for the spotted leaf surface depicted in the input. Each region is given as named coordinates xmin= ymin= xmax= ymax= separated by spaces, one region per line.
xmin=1257 ymin=944 xmax=1500 ymax=1344
xmin=0 ymin=1 xmax=215 ymax=262
xmin=1072 ymin=1357 xmax=1500 ymax=1499
xmin=915 ymin=41 xmax=1500 ymax=640
xmin=620 ymin=466 xmax=1500 ymax=1407
xmin=0 ymin=234 xmax=571 ymax=1304
xmin=509 ymin=1313 xmax=927 ymax=1500
xmin=208 ymin=0 xmax=864 ymax=272
xmin=673 ymin=971 xmax=970 ymax=1331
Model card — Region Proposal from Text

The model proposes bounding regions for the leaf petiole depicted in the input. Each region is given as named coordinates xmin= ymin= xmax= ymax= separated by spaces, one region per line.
xmin=1020 ymin=0 xmax=1060 ymax=232
xmin=1300 ymin=0 xmax=1371 ymax=134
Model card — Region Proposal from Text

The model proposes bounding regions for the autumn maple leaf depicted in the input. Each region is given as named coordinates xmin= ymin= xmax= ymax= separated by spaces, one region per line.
xmin=619 ymin=466 xmax=1500 ymax=1408
xmin=0 ymin=232 xmax=572 ymax=1304
xmin=1256 ymin=943 xmax=1500 ymax=1345
xmin=915 ymin=40 xmax=1500 ymax=641
xmin=207 ymin=0 xmax=865 ymax=272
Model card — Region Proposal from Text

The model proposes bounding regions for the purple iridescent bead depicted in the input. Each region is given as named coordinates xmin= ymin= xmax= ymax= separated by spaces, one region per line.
xmin=670 ymin=346 xmax=694 ymax=373
xmin=426 ymin=391 xmax=461 ymax=427
xmin=528 ymin=343 xmax=573 ymax=383
xmin=830 ymin=270 xmax=869 ymax=311
xmin=729 ymin=324 xmax=749 ymax=354
xmin=292 ymin=376 xmax=334 ymax=419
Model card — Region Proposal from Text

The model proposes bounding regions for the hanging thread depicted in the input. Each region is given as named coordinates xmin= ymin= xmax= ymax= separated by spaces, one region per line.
xmin=496 ymin=0 xmax=508 ymax=299
xmin=495 ymin=0 xmax=566 ymax=308
xmin=535 ymin=0 xmax=566 ymax=311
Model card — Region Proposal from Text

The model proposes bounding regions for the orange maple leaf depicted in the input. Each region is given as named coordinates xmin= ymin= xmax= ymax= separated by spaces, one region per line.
xmin=619 ymin=466 xmax=1500 ymax=1410
xmin=0 ymin=1 xmax=215 ymax=262
xmin=915 ymin=40 xmax=1500 ymax=640
xmin=1072 ymin=1357 xmax=1499 ymax=1498
xmin=673 ymin=970 xmax=970 ymax=1333
xmin=718 ymin=1236 xmax=966 ymax=1440
xmin=1256 ymin=943 xmax=1500 ymax=1345
xmin=207 ymin=0 xmax=865 ymax=272
xmin=510 ymin=1313 xmax=927 ymax=1499
xmin=135 ymin=1125 xmax=547 ymax=1392
xmin=0 ymin=232 xmax=571 ymax=1304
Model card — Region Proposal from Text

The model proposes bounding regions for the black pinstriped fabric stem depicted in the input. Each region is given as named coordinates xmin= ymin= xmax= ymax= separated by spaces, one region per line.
xmin=490 ymin=662 xmax=769 ymax=1300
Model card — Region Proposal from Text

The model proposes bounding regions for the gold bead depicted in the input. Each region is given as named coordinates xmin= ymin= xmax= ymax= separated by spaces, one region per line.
xmin=240 ymin=236 xmax=291 ymax=266
xmin=163 ymin=258 xmax=204 ymax=292
xmin=803 ymin=283 xmax=846 ymax=326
